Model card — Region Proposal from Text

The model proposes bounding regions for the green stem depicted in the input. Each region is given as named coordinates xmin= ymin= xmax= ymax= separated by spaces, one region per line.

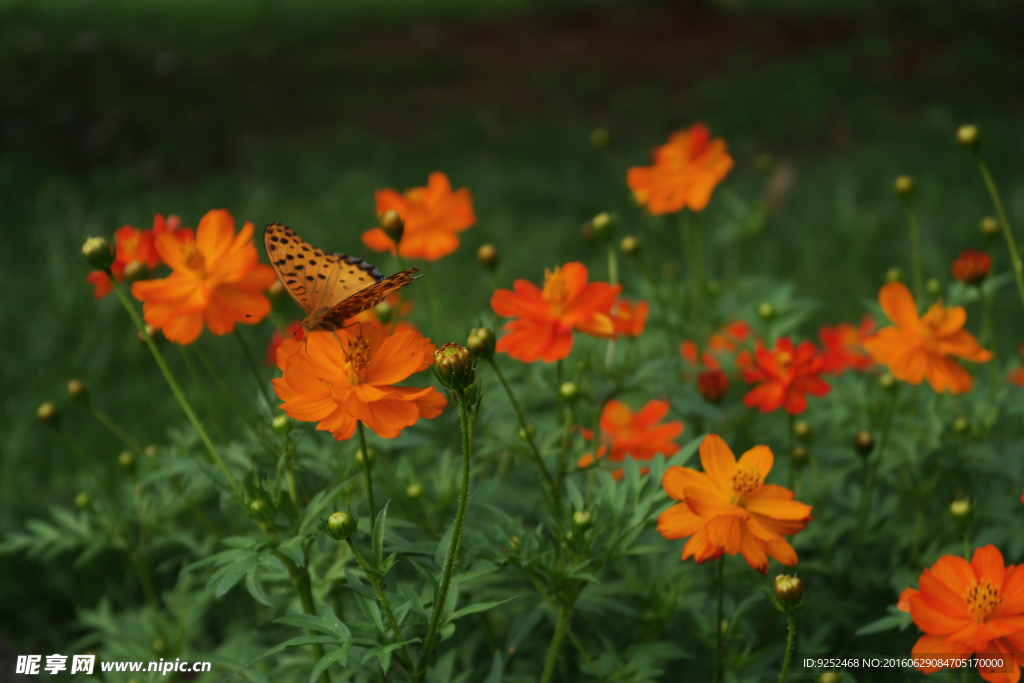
xmin=284 ymin=443 xmax=300 ymax=511
xmin=902 ymin=199 xmax=924 ymax=304
xmin=556 ymin=360 xmax=564 ymax=423
xmin=606 ymin=242 xmax=619 ymax=286
xmin=88 ymin=405 xmax=143 ymax=454
xmin=540 ymin=602 xmax=571 ymax=683
xmin=178 ymin=346 xmax=227 ymax=442
xmin=108 ymin=277 xmax=244 ymax=500
xmin=786 ymin=413 xmax=795 ymax=491
xmin=981 ymin=286 xmax=997 ymax=402
xmin=424 ymin=260 xmax=444 ymax=338
xmin=714 ymin=559 xmax=724 ymax=683
xmin=193 ymin=342 xmax=257 ymax=430
xmin=235 ymin=329 xmax=274 ymax=411
xmin=486 ymin=358 xmax=555 ymax=494
xmin=976 ymin=156 xmax=1024 ymax=312
xmin=557 ymin=403 xmax=574 ymax=488
xmin=356 ymin=422 xmax=375 ymax=532
xmin=170 ymin=478 xmax=222 ymax=540
xmin=415 ymin=389 xmax=473 ymax=678
xmin=346 ymin=539 xmax=413 ymax=670
xmin=778 ymin=612 xmax=796 ymax=683
xmin=964 ymin=528 xmax=971 ymax=560
xmin=854 ymin=387 xmax=900 ymax=559
xmin=278 ymin=553 xmax=330 ymax=683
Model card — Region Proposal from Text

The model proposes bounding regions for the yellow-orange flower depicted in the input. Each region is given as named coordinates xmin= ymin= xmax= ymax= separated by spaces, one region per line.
xmin=273 ymin=323 xmax=446 ymax=440
xmin=627 ymin=124 xmax=733 ymax=215
xmin=131 ymin=209 xmax=277 ymax=345
xmin=657 ymin=434 xmax=812 ymax=574
xmin=362 ymin=172 xmax=476 ymax=261
xmin=491 ymin=262 xmax=620 ymax=363
xmin=862 ymin=282 xmax=992 ymax=394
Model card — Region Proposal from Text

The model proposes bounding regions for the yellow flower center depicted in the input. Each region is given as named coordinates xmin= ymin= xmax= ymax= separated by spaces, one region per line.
xmin=344 ymin=336 xmax=372 ymax=385
xmin=542 ymin=267 xmax=569 ymax=315
xmin=730 ymin=465 xmax=762 ymax=504
xmin=182 ymin=243 xmax=207 ymax=276
xmin=966 ymin=580 xmax=1001 ymax=622
xmin=776 ymin=350 xmax=793 ymax=370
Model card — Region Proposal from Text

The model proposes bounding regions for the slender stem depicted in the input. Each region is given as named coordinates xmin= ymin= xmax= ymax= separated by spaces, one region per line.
xmin=902 ymin=198 xmax=924 ymax=304
xmin=557 ymin=403 xmax=574 ymax=488
xmin=356 ymin=422 xmax=375 ymax=532
xmin=235 ymin=329 xmax=274 ymax=411
xmin=88 ymin=405 xmax=144 ymax=454
xmin=170 ymin=478 xmax=222 ymax=540
xmin=606 ymin=242 xmax=618 ymax=286
xmin=777 ymin=612 xmax=796 ymax=683
xmin=981 ymin=286 xmax=997 ymax=402
xmin=424 ymin=261 xmax=444 ymax=338
xmin=193 ymin=342 xmax=257 ymax=430
xmin=178 ymin=346 xmax=227 ymax=442
xmin=854 ymin=387 xmax=900 ymax=558
xmin=976 ymin=156 xmax=1024 ymax=312
xmin=486 ymin=358 xmax=555 ymax=492
xmin=909 ymin=503 xmax=924 ymax=568
xmin=415 ymin=389 xmax=473 ymax=678
xmin=556 ymin=360 xmax=564 ymax=423
xmin=108 ymin=277 xmax=244 ymax=500
xmin=786 ymin=413 xmax=795 ymax=491
xmin=346 ymin=539 xmax=413 ymax=670
xmin=714 ymin=559 xmax=724 ymax=683
xmin=964 ymin=528 xmax=971 ymax=560
xmin=278 ymin=553 xmax=330 ymax=683
xmin=284 ymin=443 xmax=300 ymax=511
xmin=540 ymin=602 xmax=571 ymax=683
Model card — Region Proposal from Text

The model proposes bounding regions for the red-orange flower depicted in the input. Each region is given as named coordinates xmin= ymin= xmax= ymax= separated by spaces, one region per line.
xmin=862 ymin=282 xmax=992 ymax=394
xmin=362 ymin=172 xmax=476 ymax=261
xmin=952 ymin=249 xmax=992 ymax=285
xmin=742 ymin=338 xmax=830 ymax=414
xmin=697 ymin=369 xmax=729 ymax=405
xmin=610 ymin=298 xmax=649 ymax=337
xmin=87 ymin=226 xmax=158 ymax=298
xmin=900 ymin=545 xmax=1024 ymax=682
xmin=131 ymin=209 xmax=277 ymax=345
xmin=818 ymin=315 xmax=875 ymax=374
xmin=266 ymin=322 xmax=306 ymax=366
xmin=1009 ymin=367 xmax=1024 ymax=388
xmin=491 ymin=262 xmax=620 ymax=363
xmin=273 ymin=323 xmax=447 ymax=440
xmin=681 ymin=320 xmax=754 ymax=373
xmin=577 ymin=399 xmax=683 ymax=478
xmin=657 ymin=434 xmax=812 ymax=574
xmin=626 ymin=124 xmax=734 ymax=215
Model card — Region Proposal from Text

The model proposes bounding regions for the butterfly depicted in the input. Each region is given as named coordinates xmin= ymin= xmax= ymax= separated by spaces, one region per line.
xmin=264 ymin=222 xmax=420 ymax=333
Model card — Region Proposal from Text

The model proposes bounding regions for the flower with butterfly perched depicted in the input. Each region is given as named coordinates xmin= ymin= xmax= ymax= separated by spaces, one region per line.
xmin=627 ymin=124 xmax=734 ymax=215
xmin=491 ymin=262 xmax=620 ymax=363
xmin=362 ymin=172 xmax=476 ymax=261
xmin=131 ymin=209 xmax=277 ymax=345
xmin=577 ymin=399 xmax=683 ymax=479
xmin=272 ymin=322 xmax=447 ymax=440
xmin=86 ymin=214 xmax=192 ymax=298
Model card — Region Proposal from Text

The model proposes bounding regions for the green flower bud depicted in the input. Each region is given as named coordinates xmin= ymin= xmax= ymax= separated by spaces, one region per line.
xmin=137 ymin=324 xmax=160 ymax=347
xmin=820 ymin=672 xmax=839 ymax=683
xmin=980 ymin=216 xmax=1000 ymax=239
xmin=75 ymin=492 xmax=91 ymax=509
xmin=878 ymin=373 xmax=895 ymax=390
xmin=406 ymin=483 xmax=423 ymax=499
xmin=854 ymin=430 xmax=875 ymax=457
xmin=272 ymin=414 xmax=292 ymax=435
xmin=620 ymin=235 xmax=639 ymax=256
xmin=757 ymin=302 xmax=775 ymax=321
xmin=67 ymin=379 xmax=87 ymax=402
xmin=793 ymin=420 xmax=811 ymax=440
xmin=467 ymin=327 xmax=496 ymax=362
xmin=379 ymin=210 xmax=404 ymax=244
xmin=773 ymin=574 xmax=804 ymax=611
xmin=118 ymin=450 xmax=135 ymax=470
xmin=249 ymin=499 xmax=269 ymax=518
xmin=432 ymin=342 xmax=475 ymax=391
xmin=559 ymin=381 xmax=579 ymax=402
xmin=374 ymin=300 xmax=394 ymax=324
xmin=82 ymin=236 xmax=115 ymax=271
xmin=953 ymin=416 xmax=969 ymax=434
xmin=926 ymin=278 xmax=942 ymax=296
xmin=791 ymin=445 xmax=808 ymax=465
xmin=36 ymin=401 xmax=59 ymax=428
xmin=950 ymin=498 xmax=971 ymax=520
xmin=144 ymin=444 xmax=158 ymax=458
xmin=354 ymin=447 xmax=376 ymax=464
xmin=957 ymin=124 xmax=979 ymax=151
xmin=477 ymin=243 xmax=499 ymax=270
xmin=152 ymin=639 xmax=165 ymax=654
xmin=885 ymin=267 xmax=902 ymax=283
xmin=518 ymin=425 xmax=536 ymax=440
xmin=122 ymin=260 xmax=150 ymax=283
xmin=268 ymin=279 xmax=287 ymax=299
xmin=572 ymin=510 xmax=593 ymax=530
xmin=591 ymin=212 xmax=613 ymax=240
xmin=589 ymin=128 xmax=610 ymax=148
xmin=326 ymin=510 xmax=356 ymax=540
xmin=894 ymin=175 xmax=915 ymax=199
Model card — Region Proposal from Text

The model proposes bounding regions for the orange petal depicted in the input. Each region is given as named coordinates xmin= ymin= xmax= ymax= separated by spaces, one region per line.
xmin=973 ymin=545 xmax=1007 ymax=588
xmin=657 ymin=503 xmax=706 ymax=540
xmin=698 ymin=434 xmax=736 ymax=494
xmin=879 ymin=281 xmax=921 ymax=331
xmin=736 ymin=445 xmax=774 ymax=478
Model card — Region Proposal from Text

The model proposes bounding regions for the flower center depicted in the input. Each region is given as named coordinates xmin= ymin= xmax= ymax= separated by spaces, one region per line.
xmin=730 ymin=465 xmax=761 ymax=504
xmin=182 ymin=243 xmax=207 ymax=275
xmin=776 ymin=350 xmax=793 ymax=371
xmin=966 ymin=580 xmax=1001 ymax=622
xmin=344 ymin=336 xmax=372 ymax=385
xmin=542 ymin=267 xmax=569 ymax=315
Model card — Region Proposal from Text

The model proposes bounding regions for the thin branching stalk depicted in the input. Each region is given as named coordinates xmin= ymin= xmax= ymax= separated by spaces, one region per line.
xmin=193 ymin=342 xmax=257 ymax=430
xmin=277 ymin=552 xmax=331 ymax=683
xmin=786 ymin=413 xmax=795 ymax=491
xmin=356 ymin=421 xmax=376 ymax=532
xmin=346 ymin=539 xmax=414 ymax=670
xmin=235 ymin=328 xmax=275 ymax=411
xmin=854 ymin=386 xmax=900 ymax=559
xmin=540 ymin=602 xmax=571 ymax=683
xmin=88 ymin=404 xmax=144 ymax=454
xmin=108 ymin=277 xmax=244 ymax=500
xmin=486 ymin=358 xmax=555 ymax=494
xmin=974 ymin=156 xmax=1024 ymax=312
xmin=778 ymin=612 xmax=796 ymax=683
xmin=178 ymin=346 xmax=227 ymax=442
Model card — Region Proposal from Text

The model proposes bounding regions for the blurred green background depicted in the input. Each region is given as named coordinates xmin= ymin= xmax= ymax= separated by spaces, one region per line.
xmin=2 ymin=0 xmax=1023 ymax=659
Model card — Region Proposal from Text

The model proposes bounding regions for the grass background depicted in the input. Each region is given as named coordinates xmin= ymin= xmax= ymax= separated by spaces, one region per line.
xmin=2 ymin=0 xmax=1024 ymax=656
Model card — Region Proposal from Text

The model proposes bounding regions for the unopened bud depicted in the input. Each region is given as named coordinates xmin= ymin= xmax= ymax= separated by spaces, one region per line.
xmin=272 ymin=414 xmax=292 ymax=435
xmin=894 ymin=175 xmax=915 ymax=199
xmin=697 ymin=369 xmax=729 ymax=405
xmin=518 ymin=425 xmax=536 ymax=440
xmin=591 ymin=212 xmax=613 ymax=239
xmin=432 ymin=342 xmax=475 ymax=391
xmin=879 ymin=373 xmax=895 ymax=390
xmin=953 ymin=416 xmax=969 ymax=434
xmin=466 ymin=327 xmax=496 ymax=361
xmin=854 ymin=430 xmax=875 ymax=456
xmin=820 ymin=672 xmax=839 ymax=683
xmin=82 ymin=236 xmax=115 ymax=271
xmin=75 ymin=492 xmax=91 ymax=509
xmin=885 ymin=267 xmax=902 ymax=283
xmin=793 ymin=420 xmax=811 ymax=440
xmin=477 ymin=243 xmax=499 ymax=270
xmin=118 ymin=450 xmax=135 ymax=470
xmin=67 ymin=379 xmax=87 ymax=401
xmin=268 ymin=279 xmax=287 ymax=299
xmin=620 ymin=235 xmax=639 ymax=256
xmin=950 ymin=498 xmax=971 ymax=519
xmin=122 ymin=260 xmax=149 ymax=283
xmin=354 ymin=447 xmax=376 ymax=464
xmin=926 ymin=278 xmax=942 ymax=296
xmin=773 ymin=574 xmax=804 ymax=610
xmin=37 ymin=401 xmax=59 ymax=427
xmin=572 ymin=510 xmax=593 ymax=529
xmin=152 ymin=640 xmax=165 ymax=654
xmin=137 ymin=324 xmax=160 ymax=346
xmin=559 ymin=381 xmax=579 ymax=402
xmin=957 ymin=124 xmax=979 ymax=151
xmin=326 ymin=510 xmax=356 ymax=540
xmin=373 ymin=300 xmax=393 ymax=324
xmin=144 ymin=444 xmax=158 ymax=458
xmin=589 ymin=128 xmax=610 ymax=148
xmin=379 ymin=210 xmax=404 ymax=243
xmin=791 ymin=446 xmax=808 ymax=465
xmin=757 ymin=302 xmax=775 ymax=321
xmin=720 ymin=619 xmax=729 ymax=636
xmin=980 ymin=216 xmax=1000 ymax=239
xmin=406 ymin=483 xmax=423 ymax=498
xmin=249 ymin=499 xmax=270 ymax=519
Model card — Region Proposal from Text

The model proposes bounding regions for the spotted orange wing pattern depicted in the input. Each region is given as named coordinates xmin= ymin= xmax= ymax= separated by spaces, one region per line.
xmin=263 ymin=222 xmax=420 ymax=332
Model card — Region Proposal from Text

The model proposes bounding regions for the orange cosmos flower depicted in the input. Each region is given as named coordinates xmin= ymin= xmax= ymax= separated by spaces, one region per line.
xmin=626 ymin=123 xmax=734 ymax=215
xmin=87 ymin=225 xmax=158 ymax=298
xmin=362 ymin=172 xmax=476 ymax=261
xmin=742 ymin=337 xmax=830 ymax=415
xmin=273 ymin=324 xmax=446 ymax=439
xmin=818 ymin=315 xmax=875 ymax=374
xmin=862 ymin=282 xmax=992 ymax=394
xmin=577 ymin=399 xmax=683 ymax=478
xmin=610 ymin=298 xmax=649 ymax=337
xmin=952 ymin=249 xmax=992 ymax=285
xmin=131 ymin=209 xmax=277 ymax=345
xmin=899 ymin=545 xmax=1024 ymax=682
xmin=491 ymin=262 xmax=620 ymax=363
xmin=265 ymin=321 xmax=306 ymax=367
xmin=657 ymin=434 xmax=812 ymax=574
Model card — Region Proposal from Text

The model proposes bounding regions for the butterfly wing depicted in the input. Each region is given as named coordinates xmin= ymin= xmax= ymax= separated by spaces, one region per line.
xmin=319 ymin=268 xmax=422 ymax=331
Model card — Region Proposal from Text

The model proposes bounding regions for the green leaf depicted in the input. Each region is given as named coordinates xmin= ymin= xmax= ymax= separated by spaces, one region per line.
xmin=373 ymin=501 xmax=390 ymax=570
xmin=355 ymin=592 xmax=385 ymax=634
xmin=298 ymin=481 xmax=352 ymax=534
xmin=668 ymin=435 xmax=703 ymax=468
xmin=245 ymin=567 xmax=273 ymax=607
xmin=226 ymin=635 xmax=338 ymax=681
xmin=275 ymin=613 xmax=351 ymax=640
xmin=448 ymin=597 xmax=514 ymax=623
xmin=855 ymin=612 xmax=911 ymax=636
xmin=434 ymin=524 xmax=455 ymax=570
xmin=308 ymin=645 xmax=351 ymax=683
xmin=214 ymin=556 xmax=263 ymax=597
xmin=277 ymin=536 xmax=305 ymax=566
